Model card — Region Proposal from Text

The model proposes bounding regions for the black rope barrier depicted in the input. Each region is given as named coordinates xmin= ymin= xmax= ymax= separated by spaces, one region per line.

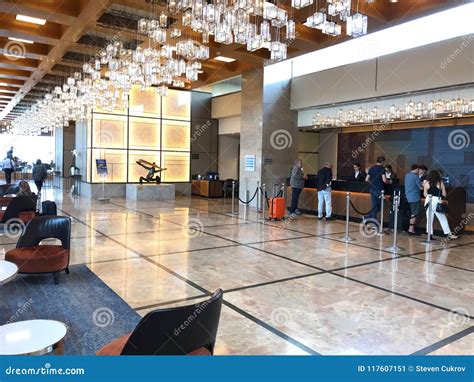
xmin=238 ymin=187 xmax=259 ymax=204
xmin=349 ymin=201 xmax=378 ymax=217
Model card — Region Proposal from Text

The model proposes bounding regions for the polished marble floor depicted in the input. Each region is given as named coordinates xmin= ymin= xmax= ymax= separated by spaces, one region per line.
xmin=1 ymin=188 xmax=473 ymax=355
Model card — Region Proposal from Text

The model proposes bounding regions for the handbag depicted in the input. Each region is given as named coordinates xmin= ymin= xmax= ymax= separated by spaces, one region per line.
xmin=436 ymin=202 xmax=448 ymax=214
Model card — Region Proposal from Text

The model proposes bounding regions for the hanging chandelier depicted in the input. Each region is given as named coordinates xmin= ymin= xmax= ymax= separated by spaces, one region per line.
xmin=10 ymin=0 xmax=374 ymax=135
xmin=312 ymin=98 xmax=474 ymax=128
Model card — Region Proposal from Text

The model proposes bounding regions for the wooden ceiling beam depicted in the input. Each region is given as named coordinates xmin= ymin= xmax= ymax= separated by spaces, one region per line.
xmin=0 ymin=0 xmax=114 ymax=120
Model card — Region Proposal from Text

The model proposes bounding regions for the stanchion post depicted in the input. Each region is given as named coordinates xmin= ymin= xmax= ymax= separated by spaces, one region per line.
xmin=262 ymin=183 xmax=266 ymax=221
xmin=385 ymin=193 xmax=405 ymax=253
xmin=338 ymin=192 xmax=355 ymax=242
xmin=245 ymin=189 xmax=250 ymax=209
xmin=377 ymin=190 xmax=385 ymax=236
xmin=231 ymin=180 xmax=236 ymax=215
xmin=256 ymin=181 xmax=260 ymax=212
xmin=422 ymin=195 xmax=436 ymax=245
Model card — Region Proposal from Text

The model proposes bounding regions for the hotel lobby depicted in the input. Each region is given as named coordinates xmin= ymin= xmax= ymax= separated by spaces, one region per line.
xmin=0 ymin=0 xmax=473 ymax=362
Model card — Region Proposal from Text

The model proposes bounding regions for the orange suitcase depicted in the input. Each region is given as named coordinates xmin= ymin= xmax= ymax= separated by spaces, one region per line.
xmin=268 ymin=197 xmax=286 ymax=220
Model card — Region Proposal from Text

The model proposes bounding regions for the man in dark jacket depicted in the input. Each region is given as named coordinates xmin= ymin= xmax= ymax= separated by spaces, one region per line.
xmin=316 ymin=162 xmax=333 ymax=220
xmin=289 ymin=159 xmax=306 ymax=215
xmin=32 ymin=159 xmax=48 ymax=194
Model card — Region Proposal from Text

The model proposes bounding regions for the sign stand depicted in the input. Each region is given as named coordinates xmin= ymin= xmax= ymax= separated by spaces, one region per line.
xmin=96 ymin=159 xmax=109 ymax=203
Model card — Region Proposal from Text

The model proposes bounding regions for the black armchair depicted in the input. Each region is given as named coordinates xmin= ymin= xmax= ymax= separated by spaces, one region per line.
xmin=5 ymin=216 xmax=71 ymax=284
xmin=97 ymin=289 xmax=224 ymax=355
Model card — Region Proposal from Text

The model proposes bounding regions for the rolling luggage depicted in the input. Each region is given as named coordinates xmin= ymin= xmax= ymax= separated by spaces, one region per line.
xmin=42 ymin=201 xmax=57 ymax=216
xmin=268 ymin=197 xmax=286 ymax=220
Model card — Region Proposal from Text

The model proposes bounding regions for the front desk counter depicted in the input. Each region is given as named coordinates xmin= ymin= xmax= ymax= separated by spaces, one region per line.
xmin=286 ymin=180 xmax=467 ymax=233
xmin=192 ymin=179 xmax=224 ymax=198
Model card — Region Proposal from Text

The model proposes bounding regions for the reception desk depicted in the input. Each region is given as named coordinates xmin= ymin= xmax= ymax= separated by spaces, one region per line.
xmin=191 ymin=180 xmax=224 ymax=198
xmin=287 ymin=180 xmax=468 ymax=233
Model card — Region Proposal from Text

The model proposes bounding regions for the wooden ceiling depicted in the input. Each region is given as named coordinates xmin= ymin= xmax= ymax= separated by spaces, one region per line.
xmin=0 ymin=0 xmax=464 ymax=121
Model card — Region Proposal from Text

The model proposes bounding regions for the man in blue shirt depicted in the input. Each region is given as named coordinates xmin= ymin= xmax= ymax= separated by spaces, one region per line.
xmin=365 ymin=156 xmax=388 ymax=221
xmin=404 ymin=164 xmax=423 ymax=236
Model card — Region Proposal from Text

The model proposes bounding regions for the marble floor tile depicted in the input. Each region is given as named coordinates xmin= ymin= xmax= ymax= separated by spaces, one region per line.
xmin=69 ymin=236 xmax=139 ymax=265
xmin=160 ymin=212 xmax=251 ymax=227
xmin=89 ymin=258 xmax=203 ymax=308
xmin=88 ymin=217 xmax=182 ymax=236
xmin=111 ymin=230 xmax=235 ymax=256
xmin=428 ymin=334 xmax=474 ymax=355
xmin=153 ymin=246 xmax=317 ymax=291
xmin=334 ymin=258 xmax=474 ymax=316
xmin=412 ymin=246 xmax=474 ymax=271
xmin=202 ymin=222 xmax=311 ymax=244
xmin=322 ymin=229 xmax=463 ymax=255
xmin=265 ymin=217 xmax=358 ymax=236
xmin=225 ymin=273 xmax=473 ymax=355
xmin=137 ymin=303 xmax=308 ymax=355
xmin=249 ymin=236 xmax=394 ymax=270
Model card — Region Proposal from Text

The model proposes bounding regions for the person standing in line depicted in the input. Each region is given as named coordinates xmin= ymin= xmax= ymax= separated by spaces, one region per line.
xmin=423 ymin=170 xmax=458 ymax=240
xmin=352 ymin=163 xmax=366 ymax=182
xmin=289 ymin=159 xmax=306 ymax=215
xmin=404 ymin=164 xmax=423 ymax=236
xmin=33 ymin=159 xmax=48 ymax=194
xmin=365 ymin=156 xmax=389 ymax=221
xmin=316 ymin=162 xmax=333 ymax=220
xmin=2 ymin=154 xmax=15 ymax=184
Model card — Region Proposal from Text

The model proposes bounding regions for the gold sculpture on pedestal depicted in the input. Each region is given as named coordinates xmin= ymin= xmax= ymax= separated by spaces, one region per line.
xmin=136 ymin=159 xmax=167 ymax=184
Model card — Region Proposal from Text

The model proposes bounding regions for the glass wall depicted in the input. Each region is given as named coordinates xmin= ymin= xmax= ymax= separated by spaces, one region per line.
xmin=86 ymin=86 xmax=191 ymax=183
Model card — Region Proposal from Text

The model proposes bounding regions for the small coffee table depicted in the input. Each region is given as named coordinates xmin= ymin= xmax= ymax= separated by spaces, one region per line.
xmin=0 ymin=319 xmax=68 ymax=355
xmin=0 ymin=260 xmax=18 ymax=286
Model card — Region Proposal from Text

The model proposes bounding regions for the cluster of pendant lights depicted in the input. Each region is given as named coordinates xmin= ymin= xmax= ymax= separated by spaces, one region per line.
xmin=11 ymin=0 xmax=372 ymax=135
xmin=312 ymin=98 xmax=474 ymax=128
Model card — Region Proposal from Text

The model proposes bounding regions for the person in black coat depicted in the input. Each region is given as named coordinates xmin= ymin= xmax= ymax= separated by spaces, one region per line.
xmin=351 ymin=163 xmax=366 ymax=182
xmin=316 ymin=162 xmax=333 ymax=220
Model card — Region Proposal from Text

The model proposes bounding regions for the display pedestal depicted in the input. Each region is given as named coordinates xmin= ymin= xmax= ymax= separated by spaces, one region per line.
xmin=126 ymin=184 xmax=175 ymax=201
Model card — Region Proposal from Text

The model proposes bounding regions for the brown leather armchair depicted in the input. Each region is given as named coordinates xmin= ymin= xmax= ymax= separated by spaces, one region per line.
xmin=5 ymin=216 xmax=71 ymax=285
xmin=97 ymin=289 xmax=223 ymax=355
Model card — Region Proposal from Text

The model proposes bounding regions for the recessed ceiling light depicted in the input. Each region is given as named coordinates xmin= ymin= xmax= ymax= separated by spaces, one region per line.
xmin=16 ymin=14 xmax=46 ymax=25
xmin=0 ymin=82 xmax=9 ymax=86
xmin=197 ymin=70 xmax=204 ymax=74
xmin=214 ymin=56 xmax=236 ymax=63
xmin=8 ymin=37 xmax=34 ymax=44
